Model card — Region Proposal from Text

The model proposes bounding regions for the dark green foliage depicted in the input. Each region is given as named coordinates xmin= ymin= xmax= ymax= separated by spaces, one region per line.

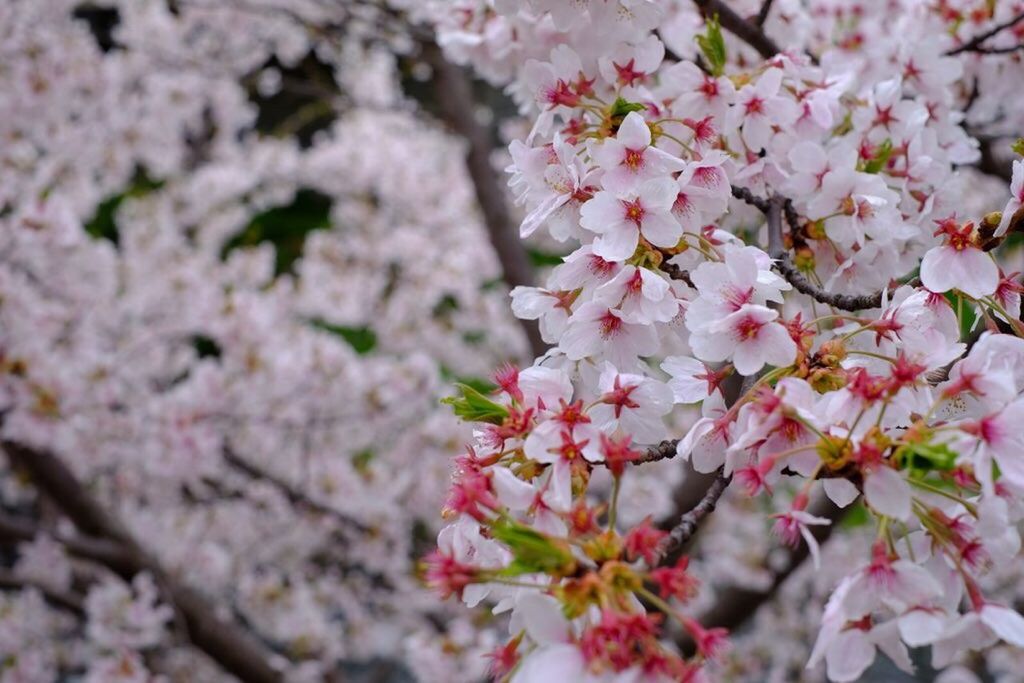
xmin=221 ymin=188 xmax=333 ymax=276
xmin=83 ymin=171 xmax=164 ymax=245
xmin=308 ymin=318 xmax=378 ymax=354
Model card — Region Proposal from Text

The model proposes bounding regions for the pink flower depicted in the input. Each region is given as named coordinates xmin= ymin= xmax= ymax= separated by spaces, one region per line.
xmin=689 ymin=304 xmax=797 ymax=376
xmin=661 ymin=355 xmax=727 ymax=403
xmin=771 ymin=495 xmax=833 ymax=569
xmin=920 ymin=217 xmax=998 ymax=299
xmin=623 ymin=516 xmax=667 ymax=564
xmin=840 ymin=543 xmax=943 ymax=620
xmin=591 ymin=111 xmax=684 ymax=194
xmin=957 ymin=398 xmax=1024 ymax=493
xmin=590 ymin=363 xmax=673 ymax=443
xmin=592 ymin=265 xmax=678 ymax=324
xmin=728 ymin=68 xmax=799 ymax=152
xmin=580 ymin=177 xmax=681 ymax=261
xmin=560 ymin=302 xmax=658 ymax=369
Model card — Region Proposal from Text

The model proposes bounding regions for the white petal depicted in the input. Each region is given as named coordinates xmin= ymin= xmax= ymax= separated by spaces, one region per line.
xmin=515 ymin=592 xmax=570 ymax=646
xmin=981 ymin=605 xmax=1024 ymax=647
xmin=825 ymin=630 xmax=875 ymax=682
xmin=823 ymin=478 xmax=860 ymax=508
xmin=864 ymin=467 xmax=912 ymax=521
xmin=899 ymin=610 xmax=948 ymax=647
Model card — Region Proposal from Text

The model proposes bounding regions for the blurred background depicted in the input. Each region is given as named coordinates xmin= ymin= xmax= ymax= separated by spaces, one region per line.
xmin=0 ymin=2 xmax=1020 ymax=683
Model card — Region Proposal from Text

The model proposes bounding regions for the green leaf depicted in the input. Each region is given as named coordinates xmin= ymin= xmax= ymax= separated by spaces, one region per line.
xmin=352 ymin=448 xmax=375 ymax=475
xmin=1012 ymin=138 xmax=1024 ymax=158
xmin=492 ymin=518 xmax=575 ymax=576
xmin=526 ymin=247 xmax=567 ymax=268
xmin=221 ymin=188 xmax=333 ymax=275
xmin=695 ymin=14 xmax=727 ymax=77
xmin=839 ymin=501 xmax=871 ymax=530
xmin=863 ymin=138 xmax=894 ymax=174
xmin=903 ymin=442 xmax=959 ymax=472
xmin=439 ymin=366 xmax=497 ymax=395
xmin=441 ymin=383 xmax=509 ymax=425
xmin=84 ymin=170 xmax=164 ymax=245
xmin=944 ymin=291 xmax=977 ymax=340
xmin=308 ymin=319 xmax=377 ymax=354
xmin=609 ymin=97 xmax=646 ymax=118
xmin=432 ymin=293 xmax=460 ymax=317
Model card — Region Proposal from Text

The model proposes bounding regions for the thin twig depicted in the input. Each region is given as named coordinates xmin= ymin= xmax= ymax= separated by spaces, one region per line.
xmin=0 ymin=570 xmax=85 ymax=615
xmin=653 ymin=470 xmax=731 ymax=565
xmin=222 ymin=448 xmax=372 ymax=534
xmin=734 ymin=188 xmax=886 ymax=311
xmin=946 ymin=11 xmax=1024 ymax=56
xmin=636 ymin=439 xmax=680 ymax=465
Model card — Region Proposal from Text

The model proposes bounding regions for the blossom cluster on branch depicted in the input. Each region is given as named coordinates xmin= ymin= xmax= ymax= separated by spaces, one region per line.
xmin=429 ymin=1 xmax=1024 ymax=682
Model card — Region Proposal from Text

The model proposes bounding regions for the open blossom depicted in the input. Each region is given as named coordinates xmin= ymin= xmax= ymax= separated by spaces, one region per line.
xmin=729 ymin=68 xmax=800 ymax=152
xmin=954 ymin=398 xmax=1024 ymax=494
xmin=511 ymin=134 xmax=598 ymax=240
xmin=590 ymin=363 xmax=673 ymax=443
xmin=920 ymin=216 xmax=999 ymax=299
xmin=661 ymin=355 xmax=725 ymax=403
xmin=580 ymin=177 xmax=681 ymax=261
xmin=689 ymin=304 xmax=797 ymax=376
xmin=592 ymin=111 xmax=685 ymax=194
xmin=560 ymin=302 xmax=659 ymax=369
xmin=16 ymin=0 xmax=1024 ymax=680
xmin=592 ymin=264 xmax=679 ymax=324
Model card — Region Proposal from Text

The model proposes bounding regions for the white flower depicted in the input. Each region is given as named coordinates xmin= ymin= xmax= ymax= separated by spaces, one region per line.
xmin=580 ymin=177 xmax=681 ymax=261
xmin=591 ymin=111 xmax=684 ymax=195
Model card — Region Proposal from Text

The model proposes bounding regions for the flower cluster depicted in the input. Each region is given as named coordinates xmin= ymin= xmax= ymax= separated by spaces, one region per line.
xmin=431 ymin=1 xmax=1024 ymax=681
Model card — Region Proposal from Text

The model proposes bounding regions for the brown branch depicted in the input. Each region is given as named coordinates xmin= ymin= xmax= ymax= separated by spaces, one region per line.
xmin=421 ymin=41 xmax=546 ymax=359
xmin=222 ymin=448 xmax=372 ymax=534
xmin=635 ymin=439 xmax=680 ymax=465
xmin=679 ymin=494 xmax=844 ymax=654
xmin=755 ymin=0 xmax=775 ymax=27
xmin=694 ymin=0 xmax=780 ymax=59
xmin=0 ymin=570 xmax=85 ymax=616
xmin=946 ymin=12 xmax=1024 ymax=56
xmin=653 ymin=470 xmax=731 ymax=566
xmin=733 ymin=189 xmax=887 ymax=311
xmin=0 ymin=510 xmax=134 ymax=575
xmin=3 ymin=441 xmax=284 ymax=683
xmin=972 ymin=42 xmax=1024 ymax=54
xmin=976 ymin=136 xmax=1014 ymax=183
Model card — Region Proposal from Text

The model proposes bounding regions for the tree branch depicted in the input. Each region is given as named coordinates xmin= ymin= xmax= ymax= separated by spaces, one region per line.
xmin=3 ymin=441 xmax=284 ymax=683
xmin=734 ymin=188 xmax=887 ymax=311
xmin=755 ymin=0 xmax=775 ymax=27
xmin=0 ymin=510 xmax=134 ymax=575
xmin=693 ymin=0 xmax=781 ymax=59
xmin=421 ymin=41 xmax=547 ymax=359
xmin=635 ymin=439 xmax=680 ymax=465
xmin=222 ymin=448 xmax=372 ymax=535
xmin=652 ymin=470 xmax=731 ymax=566
xmin=946 ymin=11 xmax=1024 ymax=56
xmin=975 ymin=136 xmax=1014 ymax=184
xmin=0 ymin=570 xmax=85 ymax=616
xmin=680 ymin=494 xmax=844 ymax=654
